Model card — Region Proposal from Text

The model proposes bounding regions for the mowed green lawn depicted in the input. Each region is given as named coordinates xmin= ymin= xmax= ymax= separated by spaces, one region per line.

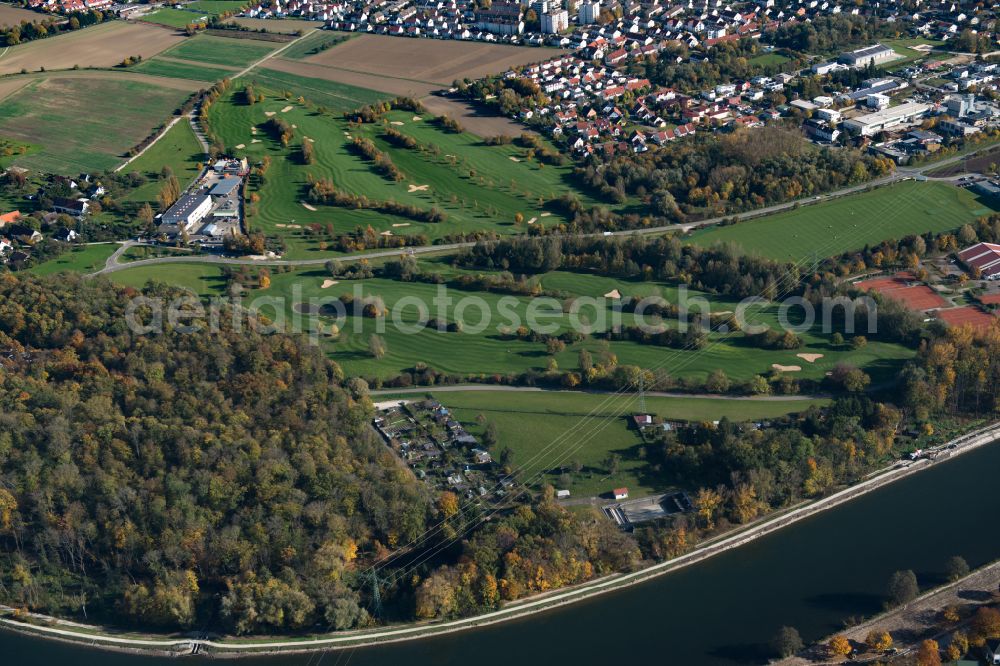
xmin=688 ymin=181 xmax=995 ymax=262
xmin=123 ymin=120 xmax=206 ymax=205
xmin=29 ymin=244 xmax=118 ymax=276
xmin=143 ymin=7 xmax=211 ymax=28
xmin=0 ymin=76 xmax=191 ymax=173
xmin=207 ymin=88 xmax=610 ymax=257
xmin=157 ymin=33 xmax=278 ymax=68
xmin=185 ymin=0 xmax=251 ymax=14
xmin=133 ymin=59 xmax=237 ymax=82
xmin=107 ymin=262 xmax=227 ymax=297
xmin=247 ymin=265 xmax=914 ymax=385
xmin=422 ymin=390 xmax=828 ymax=496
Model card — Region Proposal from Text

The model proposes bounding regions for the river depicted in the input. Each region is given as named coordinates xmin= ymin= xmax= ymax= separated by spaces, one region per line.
xmin=4 ymin=440 xmax=1000 ymax=665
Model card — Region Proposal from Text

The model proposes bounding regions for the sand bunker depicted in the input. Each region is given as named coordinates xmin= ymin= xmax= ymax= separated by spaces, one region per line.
xmin=235 ymin=143 xmax=246 ymax=149
xmin=251 ymin=139 xmax=261 ymax=143
xmin=390 ymin=121 xmax=404 ymax=126
xmin=392 ymin=223 xmax=410 ymax=228
xmin=407 ymin=184 xmax=429 ymax=193
xmin=275 ymin=223 xmax=286 ymax=228
xmin=379 ymin=230 xmax=393 ymax=236
xmin=265 ymin=111 xmax=275 ymax=117
xmin=772 ymin=364 xmax=802 ymax=372
xmin=302 ymin=202 xmax=317 ymax=211
xmin=412 ymin=116 xmax=422 ymax=121
xmin=321 ymin=279 xmax=339 ymax=289
xmin=281 ymin=105 xmax=293 ymax=113
xmin=604 ymin=289 xmax=622 ymax=299
xmin=797 ymin=353 xmax=824 ymax=363
xmin=527 ymin=217 xmax=538 ymax=224
xmin=540 ymin=212 xmax=552 ymax=217
xmin=305 ymin=137 xmax=315 ymax=142
xmin=292 ymin=124 xmax=297 ymax=129
xmin=509 ymin=156 xmax=521 ymax=162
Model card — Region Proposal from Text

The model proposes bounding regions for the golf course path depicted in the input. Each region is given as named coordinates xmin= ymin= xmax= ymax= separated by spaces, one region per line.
xmin=371 ymin=384 xmax=828 ymax=401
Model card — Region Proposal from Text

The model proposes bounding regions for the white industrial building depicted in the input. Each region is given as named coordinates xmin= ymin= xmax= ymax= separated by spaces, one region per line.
xmin=843 ymin=102 xmax=931 ymax=136
xmin=160 ymin=194 xmax=212 ymax=234
xmin=839 ymin=44 xmax=898 ymax=69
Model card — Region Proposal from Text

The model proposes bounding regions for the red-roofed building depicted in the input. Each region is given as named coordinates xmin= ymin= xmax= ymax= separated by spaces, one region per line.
xmin=613 ymin=488 xmax=629 ymax=500
xmin=0 ymin=211 xmax=21 ymax=228
xmin=958 ymin=242 xmax=1000 ymax=279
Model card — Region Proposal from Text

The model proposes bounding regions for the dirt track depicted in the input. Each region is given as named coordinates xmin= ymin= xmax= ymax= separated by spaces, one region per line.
xmin=0 ymin=21 xmax=186 ymax=75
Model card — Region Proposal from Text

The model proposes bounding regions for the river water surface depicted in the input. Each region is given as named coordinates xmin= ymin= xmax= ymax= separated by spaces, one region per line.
xmin=4 ymin=441 xmax=1000 ymax=665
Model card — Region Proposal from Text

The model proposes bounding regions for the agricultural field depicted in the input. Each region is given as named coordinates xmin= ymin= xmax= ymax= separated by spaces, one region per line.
xmin=206 ymin=89 xmax=607 ymax=256
xmin=688 ymin=180 xmax=996 ymax=262
xmin=242 ymin=261 xmax=915 ymax=385
xmin=0 ymin=21 xmax=186 ymax=75
xmin=225 ymin=17 xmax=322 ymax=33
xmin=29 ymin=243 xmax=119 ymax=276
xmin=0 ymin=76 xmax=194 ymax=173
xmin=0 ymin=3 xmax=44 ymax=27
xmin=240 ymin=68 xmax=389 ymax=111
xmin=122 ymin=120 xmax=206 ymax=205
xmin=298 ymin=34 xmax=559 ymax=86
xmin=385 ymin=390 xmax=828 ymax=497
xmin=155 ymin=33 xmax=279 ymax=68
xmin=133 ymin=59 xmax=237 ymax=82
xmin=278 ymin=30 xmax=352 ymax=60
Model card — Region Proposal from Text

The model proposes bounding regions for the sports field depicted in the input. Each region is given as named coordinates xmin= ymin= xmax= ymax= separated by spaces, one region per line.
xmin=185 ymin=0 xmax=250 ymax=14
xmin=854 ymin=273 xmax=949 ymax=312
xmin=0 ymin=76 xmax=193 ymax=173
xmin=0 ymin=21 xmax=187 ymax=75
xmin=226 ymin=17 xmax=320 ymax=33
xmin=688 ymin=181 xmax=995 ymax=262
xmin=936 ymin=306 xmax=997 ymax=331
xmin=122 ymin=120 xmax=206 ymax=204
xmin=433 ymin=390 xmax=828 ymax=496
xmin=143 ymin=7 xmax=211 ymax=28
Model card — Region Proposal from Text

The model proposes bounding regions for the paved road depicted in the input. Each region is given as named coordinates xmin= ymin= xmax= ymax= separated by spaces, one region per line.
xmin=88 ymin=106 xmax=997 ymax=278
xmin=5 ymin=422 xmax=998 ymax=656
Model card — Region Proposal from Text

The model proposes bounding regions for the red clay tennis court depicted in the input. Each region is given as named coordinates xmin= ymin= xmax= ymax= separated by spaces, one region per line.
xmin=936 ymin=306 xmax=998 ymax=331
xmin=979 ymin=293 xmax=1000 ymax=306
xmin=853 ymin=273 xmax=947 ymax=312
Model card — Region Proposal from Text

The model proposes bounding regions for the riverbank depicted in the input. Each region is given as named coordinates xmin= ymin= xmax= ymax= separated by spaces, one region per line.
xmin=3 ymin=421 xmax=1000 ymax=658
xmin=778 ymin=558 xmax=1000 ymax=665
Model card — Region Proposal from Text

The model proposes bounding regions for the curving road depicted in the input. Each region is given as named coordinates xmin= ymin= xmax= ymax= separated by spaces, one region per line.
xmin=89 ymin=111 xmax=998 ymax=278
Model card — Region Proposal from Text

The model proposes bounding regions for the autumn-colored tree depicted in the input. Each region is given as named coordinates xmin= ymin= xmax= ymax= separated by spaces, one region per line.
xmin=915 ymin=639 xmax=940 ymax=666
xmin=694 ymin=487 xmax=723 ymax=529
xmin=946 ymin=632 xmax=968 ymax=661
xmin=865 ymin=630 xmax=893 ymax=653
xmin=970 ymin=607 xmax=1000 ymax=646
xmin=258 ymin=270 xmax=271 ymax=289
xmin=827 ymin=635 xmax=851 ymax=657
xmin=368 ymin=334 xmax=387 ymax=359
xmin=437 ymin=491 xmax=459 ymax=519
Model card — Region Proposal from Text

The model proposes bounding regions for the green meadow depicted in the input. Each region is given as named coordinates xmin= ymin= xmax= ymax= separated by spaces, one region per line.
xmin=0 ymin=77 xmax=191 ymax=173
xmin=688 ymin=180 xmax=995 ymax=262
xmin=30 ymin=244 xmax=118 ymax=276
xmin=157 ymin=34 xmax=278 ymax=68
xmin=423 ymin=390 xmax=829 ymax=496
xmin=133 ymin=59 xmax=236 ymax=82
xmin=107 ymin=262 xmax=227 ymax=297
xmin=122 ymin=119 xmax=206 ymax=205
xmin=231 ymin=260 xmax=915 ymax=384
xmin=206 ymin=86 xmax=610 ymax=258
